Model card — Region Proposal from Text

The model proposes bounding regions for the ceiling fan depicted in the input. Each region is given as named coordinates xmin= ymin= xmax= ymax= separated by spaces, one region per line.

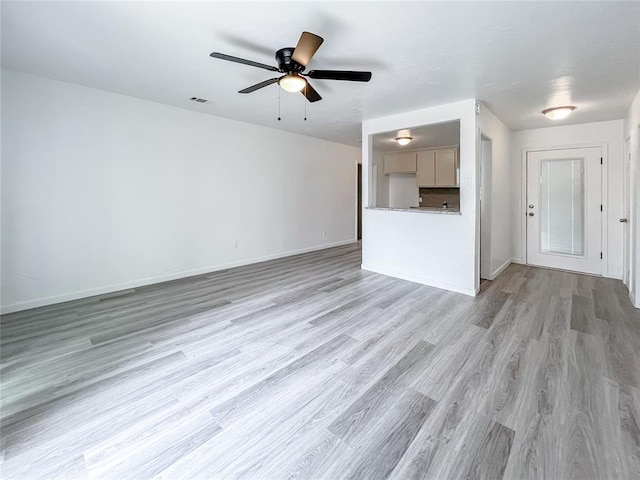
xmin=210 ymin=31 xmax=372 ymax=103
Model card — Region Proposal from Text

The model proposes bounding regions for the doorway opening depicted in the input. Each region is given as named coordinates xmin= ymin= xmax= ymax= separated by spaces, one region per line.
xmin=480 ymin=135 xmax=492 ymax=281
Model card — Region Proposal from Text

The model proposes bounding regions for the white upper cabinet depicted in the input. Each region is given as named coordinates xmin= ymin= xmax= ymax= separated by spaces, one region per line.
xmin=384 ymin=148 xmax=457 ymax=186
xmin=383 ymin=152 xmax=417 ymax=174
xmin=416 ymin=151 xmax=436 ymax=187
xmin=434 ymin=149 xmax=458 ymax=187
xmin=416 ymin=148 xmax=458 ymax=187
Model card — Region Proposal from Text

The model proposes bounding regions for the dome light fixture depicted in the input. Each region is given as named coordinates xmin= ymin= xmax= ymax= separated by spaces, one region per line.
xmin=542 ymin=106 xmax=576 ymax=120
xmin=278 ymin=74 xmax=307 ymax=93
xmin=395 ymin=136 xmax=413 ymax=146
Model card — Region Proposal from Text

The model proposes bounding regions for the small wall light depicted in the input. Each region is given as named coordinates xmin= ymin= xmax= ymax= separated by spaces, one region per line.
xmin=542 ymin=106 xmax=576 ymax=120
xmin=395 ymin=136 xmax=413 ymax=146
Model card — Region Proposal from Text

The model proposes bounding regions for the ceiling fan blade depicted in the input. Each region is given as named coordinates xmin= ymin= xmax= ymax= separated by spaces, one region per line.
xmin=301 ymin=82 xmax=322 ymax=103
xmin=291 ymin=31 xmax=324 ymax=67
xmin=307 ymin=70 xmax=372 ymax=82
xmin=210 ymin=52 xmax=279 ymax=72
xmin=239 ymin=77 xmax=280 ymax=94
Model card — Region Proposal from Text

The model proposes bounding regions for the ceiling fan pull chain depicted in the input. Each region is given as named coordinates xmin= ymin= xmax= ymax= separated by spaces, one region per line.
xmin=304 ymin=85 xmax=307 ymax=121
xmin=278 ymin=87 xmax=281 ymax=121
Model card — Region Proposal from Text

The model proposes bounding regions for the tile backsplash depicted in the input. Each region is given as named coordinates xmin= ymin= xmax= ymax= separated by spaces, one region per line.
xmin=419 ymin=187 xmax=460 ymax=209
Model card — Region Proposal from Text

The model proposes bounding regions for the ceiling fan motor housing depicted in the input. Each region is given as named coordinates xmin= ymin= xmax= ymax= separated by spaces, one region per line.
xmin=276 ymin=48 xmax=305 ymax=73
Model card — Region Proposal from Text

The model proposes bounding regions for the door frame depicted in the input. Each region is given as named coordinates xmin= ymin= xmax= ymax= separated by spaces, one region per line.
xmin=479 ymin=133 xmax=493 ymax=280
xmin=357 ymin=163 xmax=362 ymax=240
xmin=520 ymin=141 xmax=609 ymax=276
xmin=623 ymin=137 xmax=631 ymax=287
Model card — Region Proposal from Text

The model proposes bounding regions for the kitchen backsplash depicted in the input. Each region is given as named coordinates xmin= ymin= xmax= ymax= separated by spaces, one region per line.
xmin=419 ymin=187 xmax=460 ymax=209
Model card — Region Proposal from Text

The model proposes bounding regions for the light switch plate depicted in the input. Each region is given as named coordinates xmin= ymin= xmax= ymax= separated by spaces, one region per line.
xmin=462 ymin=176 xmax=472 ymax=187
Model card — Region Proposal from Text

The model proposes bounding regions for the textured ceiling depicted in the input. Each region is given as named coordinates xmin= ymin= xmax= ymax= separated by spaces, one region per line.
xmin=372 ymin=121 xmax=460 ymax=153
xmin=2 ymin=1 xmax=639 ymax=147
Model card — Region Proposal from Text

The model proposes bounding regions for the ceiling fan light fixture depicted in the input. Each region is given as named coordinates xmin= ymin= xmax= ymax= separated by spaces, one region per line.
xmin=395 ymin=136 xmax=413 ymax=146
xmin=542 ymin=106 xmax=576 ymax=120
xmin=278 ymin=74 xmax=307 ymax=93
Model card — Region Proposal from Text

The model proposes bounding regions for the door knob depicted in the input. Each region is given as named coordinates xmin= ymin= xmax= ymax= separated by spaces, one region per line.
xmin=528 ymin=212 xmax=534 ymax=216
xmin=620 ymin=218 xmax=628 ymax=223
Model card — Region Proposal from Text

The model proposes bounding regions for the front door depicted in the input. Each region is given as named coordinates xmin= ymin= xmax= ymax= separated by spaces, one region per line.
xmin=526 ymin=147 xmax=602 ymax=275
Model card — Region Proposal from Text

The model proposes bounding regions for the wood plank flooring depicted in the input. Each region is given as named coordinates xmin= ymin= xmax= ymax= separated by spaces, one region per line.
xmin=1 ymin=243 xmax=639 ymax=479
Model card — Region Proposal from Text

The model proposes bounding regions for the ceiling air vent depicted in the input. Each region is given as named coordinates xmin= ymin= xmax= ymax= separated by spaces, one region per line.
xmin=189 ymin=97 xmax=209 ymax=104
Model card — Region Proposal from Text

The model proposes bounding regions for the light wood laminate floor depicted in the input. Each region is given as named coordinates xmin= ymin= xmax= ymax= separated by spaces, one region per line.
xmin=1 ymin=243 xmax=639 ymax=479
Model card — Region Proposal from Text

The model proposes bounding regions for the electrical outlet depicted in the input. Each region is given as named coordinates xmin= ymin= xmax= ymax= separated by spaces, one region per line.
xmin=322 ymin=231 xmax=327 ymax=237
xmin=233 ymin=240 xmax=238 ymax=249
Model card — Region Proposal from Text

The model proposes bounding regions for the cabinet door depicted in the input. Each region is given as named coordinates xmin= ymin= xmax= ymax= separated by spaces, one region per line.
xmin=435 ymin=149 xmax=457 ymax=186
xmin=384 ymin=152 xmax=417 ymax=174
xmin=416 ymin=151 xmax=436 ymax=187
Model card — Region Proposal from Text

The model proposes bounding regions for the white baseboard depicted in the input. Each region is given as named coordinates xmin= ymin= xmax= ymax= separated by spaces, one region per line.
xmin=631 ymin=290 xmax=639 ymax=309
xmin=511 ymin=257 xmax=623 ymax=281
xmin=1 ymin=239 xmax=356 ymax=315
xmin=360 ymin=263 xmax=476 ymax=297
xmin=489 ymin=259 xmax=512 ymax=281
xmin=604 ymin=271 xmax=623 ymax=280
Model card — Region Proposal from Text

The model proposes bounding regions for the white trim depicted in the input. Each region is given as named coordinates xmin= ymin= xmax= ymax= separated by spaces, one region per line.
xmin=623 ymin=136 xmax=632 ymax=288
xmin=631 ymin=289 xmax=639 ymax=309
xmin=520 ymin=142 xmax=609 ymax=277
xmin=1 ymin=239 xmax=356 ymax=315
xmin=361 ymin=263 xmax=477 ymax=296
xmin=520 ymin=147 xmax=527 ymax=267
xmin=478 ymin=129 xmax=493 ymax=287
xmin=489 ymin=259 xmax=512 ymax=281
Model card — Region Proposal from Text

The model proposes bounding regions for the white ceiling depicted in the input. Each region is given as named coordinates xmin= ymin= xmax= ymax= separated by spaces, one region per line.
xmin=372 ymin=121 xmax=460 ymax=152
xmin=2 ymin=1 xmax=639 ymax=147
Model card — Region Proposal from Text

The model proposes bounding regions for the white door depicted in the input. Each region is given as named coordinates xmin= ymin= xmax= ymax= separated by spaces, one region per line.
xmin=526 ymin=147 xmax=602 ymax=275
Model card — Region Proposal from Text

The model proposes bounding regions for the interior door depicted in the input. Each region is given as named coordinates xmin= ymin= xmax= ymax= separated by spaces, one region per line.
xmin=526 ymin=147 xmax=602 ymax=275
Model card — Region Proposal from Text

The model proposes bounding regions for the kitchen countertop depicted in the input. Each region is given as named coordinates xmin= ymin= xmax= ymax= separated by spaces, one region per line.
xmin=365 ymin=206 xmax=461 ymax=215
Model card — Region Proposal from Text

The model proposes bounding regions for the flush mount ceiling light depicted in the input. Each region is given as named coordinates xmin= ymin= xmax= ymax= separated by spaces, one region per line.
xmin=542 ymin=106 xmax=576 ymax=120
xmin=278 ymin=73 xmax=307 ymax=93
xmin=395 ymin=136 xmax=413 ymax=146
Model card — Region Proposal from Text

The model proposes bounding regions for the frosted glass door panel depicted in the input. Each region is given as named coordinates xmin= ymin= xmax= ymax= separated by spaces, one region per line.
xmin=540 ymin=158 xmax=584 ymax=256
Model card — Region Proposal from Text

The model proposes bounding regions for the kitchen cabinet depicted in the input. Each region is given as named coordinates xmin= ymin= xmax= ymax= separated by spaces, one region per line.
xmin=384 ymin=152 xmax=416 ymax=174
xmin=435 ymin=149 xmax=457 ymax=187
xmin=416 ymin=151 xmax=436 ymax=187
xmin=416 ymin=148 xmax=458 ymax=187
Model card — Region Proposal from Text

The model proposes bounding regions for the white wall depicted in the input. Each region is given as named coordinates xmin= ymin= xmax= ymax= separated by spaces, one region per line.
xmin=371 ymin=150 xmax=388 ymax=207
xmin=1 ymin=69 xmax=359 ymax=313
xmin=510 ymin=120 xmax=625 ymax=279
xmin=362 ymin=99 xmax=478 ymax=296
xmin=477 ymin=103 xmax=512 ymax=279
xmin=371 ymin=151 xmax=423 ymax=209
xmin=624 ymin=88 xmax=640 ymax=307
xmin=388 ymin=174 xmax=419 ymax=209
